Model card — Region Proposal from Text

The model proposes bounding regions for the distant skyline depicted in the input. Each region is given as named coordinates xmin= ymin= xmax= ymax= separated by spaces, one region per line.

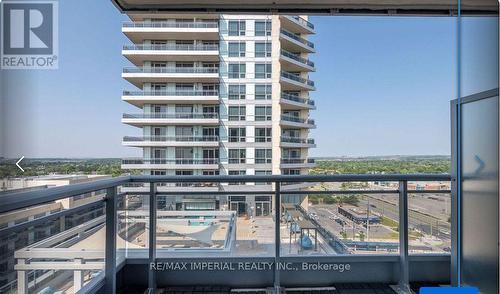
xmin=0 ymin=0 xmax=497 ymax=158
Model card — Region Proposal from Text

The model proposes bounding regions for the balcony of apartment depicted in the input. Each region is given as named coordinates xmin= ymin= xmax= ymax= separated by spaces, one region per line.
xmin=280 ymin=71 xmax=316 ymax=91
xmin=122 ymin=21 xmax=219 ymax=43
xmin=121 ymin=158 xmax=220 ymax=169
xmin=0 ymin=174 xmax=452 ymax=293
xmin=280 ymin=115 xmax=316 ymax=129
xmin=280 ymin=136 xmax=316 ymax=148
xmin=280 ymin=29 xmax=315 ymax=53
xmin=122 ymin=66 xmax=219 ymax=88
xmin=122 ymin=112 xmax=219 ymax=126
xmin=122 ymin=90 xmax=219 ymax=107
xmin=280 ymin=93 xmax=316 ymax=110
xmin=280 ymin=15 xmax=315 ymax=34
xmin=280 ymin=49 xmax=315 ymax=72
xmin=121 ymin=182 xmax=221 ymax=193
xmin=122 ymin=135 xmax=220 ymax=147
xmin=122 ymin=43 xmax=219 ymax=65
xmin=280 ymin=158 xmax=316 ymax=169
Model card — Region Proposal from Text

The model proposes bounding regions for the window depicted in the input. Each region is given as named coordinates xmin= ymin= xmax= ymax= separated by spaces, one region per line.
xmin=255 ymin=63 xmax=272 ymax=79
xmin=228 ymin=63 xmax=246 ymax=79
xmin=255 ymin=106 xmax=272 ymax=121
xmin=283 ymin=169 xmax=301 ymax=175
xmin=255 ymin=127 xmax=272 ymax=142
xmin=255 ymin=84 xmax=272 ymax=100
xmin=228 ymin=170 xmax=246 ymax=185
xmin=255 ymin=42 xmax=272 ymax=57
xmin=229 ymin=106 xmax=246 ymax=121
xmin=255 ymin=170 xmax=272 ymax=185
xmin=175 ymin=83 xmax=194 ymax=92
xmin=255 ymin=149 xmax=272 ymax=164
xmin=229 ymin=127 xmax=246 ymax=142
xmin=203 ymin=170 xmax=220 ymax=175
xmin=228 ymin=84 xmax=246 ymax=100
xmin=229 ymin=149 xmax=246 ymax=164
xmin=228 ymin=42 xmax=246 ymax=57
xmin=228 ymin=20 xmax=245 ymax=36
xmin=255 ymin=20 xmax=271 ymax=36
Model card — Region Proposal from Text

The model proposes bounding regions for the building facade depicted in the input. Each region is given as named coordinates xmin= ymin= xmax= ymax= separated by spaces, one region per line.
xmin=121 ymin=14 xmax=316 ymax=216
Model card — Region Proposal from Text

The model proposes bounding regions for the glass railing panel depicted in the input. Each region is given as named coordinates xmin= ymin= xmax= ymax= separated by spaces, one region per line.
xmin=123 ymin=21 xmax=218 ymax=28
xmin=122 ymin=44 xmax=219 ymax=51
xmin=407 ymin=181 xmax=451 ymax=254
xmin=123 ymin=90 xmax=219 ymax=96
xmin=280 ymin=50 xmax=315 ymax=67
xmin=123 ymin=67 xmax=219 ymax=74
xmin=0 ymin=192 xmax=108 ymax=294
xmin=122 ymin=113 xmax=219 ymax=119
xmin=280 ymin=181 xmax=400 ymax=256
xmin=280 ymin=29 xmax=314 ymax=49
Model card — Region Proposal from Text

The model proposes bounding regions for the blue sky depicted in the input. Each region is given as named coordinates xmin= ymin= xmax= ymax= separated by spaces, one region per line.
xmin=1 ymin=0 xmax=498 ymax=158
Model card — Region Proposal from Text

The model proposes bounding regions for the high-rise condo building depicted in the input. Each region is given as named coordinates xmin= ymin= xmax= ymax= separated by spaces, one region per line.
xmin=121 ymin=14 xmax=316 ymax=217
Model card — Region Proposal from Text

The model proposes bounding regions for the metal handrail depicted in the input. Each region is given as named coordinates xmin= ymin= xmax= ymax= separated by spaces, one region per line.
xmin=123 ymin=113 xmax=219 ymax=119
xmin=280 ymin=49 xmax=314 ymax=67
xmin=123 ymin=44 xmax=219 ymax=51
xmin=123 ymin=21 xmax=218 ymax=28
xmin=123 ymin=67 xmax=219 ymax=74
xmin=281 ymin=93 xmax=315 ymax=105
xmin=281 ymin=71 xmax=315 ymax=87
xmin=123 ymin=90 xmax=219 ymax=96
xmin=0 ymin=174 xmax=452 ymax=213
xmin=123 ymin=136 xmax=219 ymax=142
xmin=280 ymin=29 xmax=314 ymax=48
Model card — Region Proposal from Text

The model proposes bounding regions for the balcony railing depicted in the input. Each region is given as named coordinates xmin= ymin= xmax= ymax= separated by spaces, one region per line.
xmin=123 ymin=44 xmax=219 ymax=51
xmin=280 ymin=136 xmax=315 ymax=145
xmin=122 ymin=113 xmax=219 ymax=119
xmin=281 ymin=71 xmax=315 ymax=87
xmin=281 ymin=49 xmax=315 ymax=68
xmin=123 ymin=136 xmax=219 ymax=142
xmin=0 ymin=174 xmax=452 ymax=293
xmin=280 ymin=29 xmax=314 ymax=49
xmin=281 ymin=115 xmax=315 ymax=125
xmin=281 ymin=93 xmax=315 ymax=106
xmin=123 ymin=21 xmax=218 ymax=28
xmin=285 ymin=15 xmax=314 ymax=30
xmin=281 ymin=158 xmax=315 ymax=164
xmin=123 ymin=90 xmax=219 ymax=96
xmin=122 ymin=158 xmax=219 ymax=165
xmin=123 ymin=67 xmax=219 ymax=74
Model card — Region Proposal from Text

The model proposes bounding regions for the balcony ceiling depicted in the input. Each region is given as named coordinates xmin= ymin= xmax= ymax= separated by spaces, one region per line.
xmin=112 ymin=0 xmax=497 ymax=15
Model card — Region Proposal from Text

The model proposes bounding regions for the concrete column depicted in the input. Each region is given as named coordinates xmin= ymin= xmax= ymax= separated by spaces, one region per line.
xmin=17 ymin=259 xmax=28 ymax=294
xmin=74 ymin=258 xmax=85 ymax=291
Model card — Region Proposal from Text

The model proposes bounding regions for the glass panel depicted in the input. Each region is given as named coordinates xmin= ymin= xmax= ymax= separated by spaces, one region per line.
xmin=0 ymin=192 xmax=107 ymax=293
xmin=281 ymin=181 xmax=400 ymax=256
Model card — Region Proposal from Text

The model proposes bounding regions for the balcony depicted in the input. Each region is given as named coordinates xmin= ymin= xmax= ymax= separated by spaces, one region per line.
xmin=280 ymin=115 xmax=316 ymax=128
xmin=122 ymin=90 xmax=219 ymax=107
xmin=280 ymin=29 xmax=315 ymax=53
xmin=0 ymin=174 xmax=452 ymax=293
xmin=122 ymin=67 xmax=219 ymax=88
xmin=280 ymin=15 xmax=315 ymax=34
xmin=280 ymin=49 xmax=315 ymax=72
xmin=280 ymin=136 xmax=316 ymax=148
xmin=280 ymin=93 xmax=316 ymax=110
xmin=122 ymin=135 xmax=219 ymax=147
xmin=280 ymin=158 xmax=316 ymax=168
xmin=122 ymin=112 xmax=219 ymax=126
xmin=122 ymin=21 xmax=219 ymax=43
xmin=122 ymin=44 xmax=219 ymax=65
xmin=280 ymin=71 xmax=316 ymax=91
xmin=121 ymin=158 xmax=220 ymax=169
